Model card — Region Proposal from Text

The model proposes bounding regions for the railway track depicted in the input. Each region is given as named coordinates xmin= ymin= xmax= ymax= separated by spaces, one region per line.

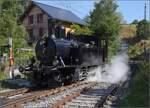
xmin=50 ymin=83 xmax=118 ymax=108
xmin=0 ymin=82 xmax=92 ymax=108
xmin=0 ymin=88 xmax=29 ymax=98
xmin=0 ymin=81 xmax=119 ymax=108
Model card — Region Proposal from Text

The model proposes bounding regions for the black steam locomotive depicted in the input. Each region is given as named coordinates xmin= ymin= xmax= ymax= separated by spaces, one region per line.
xmin=19 ymin=25 xmax=107 ymax=86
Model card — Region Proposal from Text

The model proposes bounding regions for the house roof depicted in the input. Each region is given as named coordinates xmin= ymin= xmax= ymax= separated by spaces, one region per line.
xmin=20 ymin=1 xmax=86 ymax=25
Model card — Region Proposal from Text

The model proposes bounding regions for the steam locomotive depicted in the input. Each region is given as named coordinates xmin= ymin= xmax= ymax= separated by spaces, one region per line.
xmin=19 ymin=25 xmax=108 ymax=86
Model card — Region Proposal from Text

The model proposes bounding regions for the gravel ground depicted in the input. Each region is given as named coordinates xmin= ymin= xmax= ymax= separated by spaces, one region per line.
xmin=63 ymin=83 xmax=113 ymax=108
xmin=0 ymin=97 xmax=6 ymax=106
xmin=0 ymin=88 xmax=14 ymax=93
xmin=22 ymin=82 xmax=111 ymax=108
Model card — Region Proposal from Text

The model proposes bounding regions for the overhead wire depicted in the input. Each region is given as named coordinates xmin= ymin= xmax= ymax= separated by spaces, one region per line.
xmin=57 ymin=1 xmax=93 ymax=18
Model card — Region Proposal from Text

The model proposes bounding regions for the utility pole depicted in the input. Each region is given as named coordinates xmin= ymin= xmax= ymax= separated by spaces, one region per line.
xmin=144 ymin=3 xmax=147 ymax=38
xmin=0 ymin=2 xmax=1 ymax=13
xmin=144 ymin=3 xmax=147 ymax=20
xmin=143 ymin=3 xmax=147 ymax=62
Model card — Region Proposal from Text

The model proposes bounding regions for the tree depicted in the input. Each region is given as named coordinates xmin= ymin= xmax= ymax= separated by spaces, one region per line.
xmin=89 ymin=0 xmax=122 ymax=58
xmin=128 ymin=20 xmax=150 ymax=59
xmin=0 ymin=0 xmax=28 ymax=58
xmin=136 ymin=20 xmax=150 ymax=39
xmin=0 ymin=0 xmax=27 ymax=36
xmin=70 ymin=24 xmax=93 ymax=35
xmin=131 ymin=20 xmax=138 ymax=24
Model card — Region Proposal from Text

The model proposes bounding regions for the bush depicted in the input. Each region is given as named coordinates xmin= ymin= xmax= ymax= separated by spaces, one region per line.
xmin=14 ymin=50 xmax=35 ymax=66
xmin=0 ymin=63 xmax=5 ymax=72
xmin=119 ymin=62 xmax=149 ymax=107
xmin=70 ymin=24 xmax=93 ymax=35
xmin=0 ymin=71 xmax=7 ymax=80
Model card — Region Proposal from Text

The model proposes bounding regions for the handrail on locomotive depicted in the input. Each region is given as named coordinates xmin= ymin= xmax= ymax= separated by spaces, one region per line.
xmin=19 ymin=22 xmax=108 ymax=86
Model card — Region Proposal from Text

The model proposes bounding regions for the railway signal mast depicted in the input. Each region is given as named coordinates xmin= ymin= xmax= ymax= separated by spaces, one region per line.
xmin=9 ymin=34 xmax=14 ymax=78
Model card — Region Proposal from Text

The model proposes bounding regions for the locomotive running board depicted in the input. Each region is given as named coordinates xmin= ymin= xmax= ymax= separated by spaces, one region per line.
xmin=57 ymin=65 xmax=99 ymax=69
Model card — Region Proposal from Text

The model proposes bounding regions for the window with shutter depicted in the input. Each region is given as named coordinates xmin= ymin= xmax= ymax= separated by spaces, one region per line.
xmin=28 ymin=15 xmax=34 ymax=24
xmin=37 ymin=13 xmax=43 ymax=23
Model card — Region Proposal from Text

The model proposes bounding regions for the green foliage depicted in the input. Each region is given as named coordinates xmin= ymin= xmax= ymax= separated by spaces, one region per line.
xmin=0 ymin=0 xmax=27 ymax=39
xmin=89 ymin=0 xmax=121 ymax=37
xmin=0 ymin=63 xmax=5 ymax=72
xmin=121 ymin=21 xmax=149 ymax=107
xmin=136 ymin=20 xmax=150 ymax=39
xmin=131 ymin=20 xmax=138 ymax=24
xmin=89 ymin=0 xmax=122 ymax=58
xmin=14 ymin=47 xmax=35 ymax=66
xmin=0 ymin=72 xmax=7 ymax=80
xmin=0 ymin=1 xmax=29 ymax=50
xmin=0 ymin=0 xmax=33 ymax=66
xmin=127 ymin=20 xmax=150 ymax=58
xmin=128 ymin=39 xmax=150 ymax=58
xmin=70 ymin=24 xmax=93 ymax=35
xmin=0 ymin=0 xmax=27 ymax=44
xmin=119 ymin=62 xmax=149 ymax=107
xmin=108 ymin=38 xmax=120 ymax=59
xmin=15 ymin=52 xmax=35 ymax=66
xmin=18 ymin=0 xmax=30 ymax=14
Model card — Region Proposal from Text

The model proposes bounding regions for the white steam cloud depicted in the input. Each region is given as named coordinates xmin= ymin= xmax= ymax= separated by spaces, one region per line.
xmin=87 ymin=53 xmax=130 ymax=84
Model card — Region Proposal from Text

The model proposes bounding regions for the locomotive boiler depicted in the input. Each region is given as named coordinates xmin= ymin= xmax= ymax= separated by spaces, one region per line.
xmin=19 ymin=34 xmax=107 ymax=86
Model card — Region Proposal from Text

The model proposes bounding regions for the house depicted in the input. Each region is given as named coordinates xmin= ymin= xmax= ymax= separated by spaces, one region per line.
xmin=19 ymin=1 xmax=85 ymax=43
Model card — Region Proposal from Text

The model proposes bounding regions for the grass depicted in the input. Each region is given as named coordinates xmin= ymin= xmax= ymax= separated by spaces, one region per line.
xmin=0 ymin=71 xmax=7 ymax=80
xmin=119 ymin=62 xmax=149 ymax=107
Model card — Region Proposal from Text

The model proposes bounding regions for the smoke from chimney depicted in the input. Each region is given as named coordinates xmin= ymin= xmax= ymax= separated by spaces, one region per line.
xmin=87 ymin=53 xmax=130 ymax=84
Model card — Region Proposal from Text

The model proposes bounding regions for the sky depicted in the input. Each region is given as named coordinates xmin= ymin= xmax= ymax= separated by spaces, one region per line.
xmin=117 ymin=0 xmax=150 ymax=23
xmin=34 ymin=0 xmax=150 ymax=24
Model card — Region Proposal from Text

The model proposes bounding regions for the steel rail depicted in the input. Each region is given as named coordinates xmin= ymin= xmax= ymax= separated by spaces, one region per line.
xmin=0 ymin=81 xmax=91 ymax=108
xmin=0 ymin=88 xmax=29 ymax=97
xmin=50 ymin=83 xmax=118 ymax=108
